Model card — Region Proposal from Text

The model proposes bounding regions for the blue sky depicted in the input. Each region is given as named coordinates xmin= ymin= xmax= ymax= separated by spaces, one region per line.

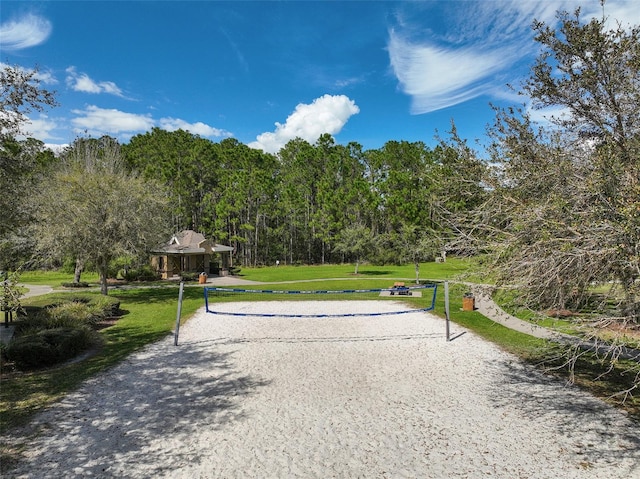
xmin=1 ymin=0 xmax=638 ymax=154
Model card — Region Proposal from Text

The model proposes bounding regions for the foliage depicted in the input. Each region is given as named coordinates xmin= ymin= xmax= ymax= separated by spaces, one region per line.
xmin=31 ymin=136 xmax=172 ymax=295
xmin=179 ymin=272 xmax=201 ymax=282
xmin=61 ymin=282 xmax=90 ymax=288
xmin=122 ymin=130 xmax=485 ymax=268
xmin=46 ymin=301 xmax=104 ymax=328
xmin=122 ymin=265 xmax=160 ymax=282
xmin=0 ymin=64 xmax=58 ymax=271
xmin=16 ymin=295 xmax=119 ymax=331
xmin=2 ymin=293 xmax=119 ymax=371
xmin=0 ymin=64 xmax=58 ymax=137
xmin=466 ymin=10 xmax=640 ymax=323
xmin=4 ymin=327 xmax=97 ymax=370
xmin=333 ymin=223 xmax=375 ymax=274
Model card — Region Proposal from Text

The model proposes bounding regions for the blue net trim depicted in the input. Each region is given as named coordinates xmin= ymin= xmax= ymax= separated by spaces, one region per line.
xmin=204 ymin=285 xmax=437 ymax=318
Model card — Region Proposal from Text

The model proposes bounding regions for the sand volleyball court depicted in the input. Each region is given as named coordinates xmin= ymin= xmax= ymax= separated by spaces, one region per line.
xmin=5 ymin=301 xmax=640 ymax=478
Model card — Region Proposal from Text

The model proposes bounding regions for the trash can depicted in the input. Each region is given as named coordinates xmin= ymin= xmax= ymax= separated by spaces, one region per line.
xmin=199 ymin=272 xmax=207 ymax=284
xmin=462 ymin=293 xmax=475 ymax=311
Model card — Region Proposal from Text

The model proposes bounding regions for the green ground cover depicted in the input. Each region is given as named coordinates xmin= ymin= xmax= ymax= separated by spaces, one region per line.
xmin=235 ymin=257 xmax=476 ymax=283
xmin=19 ymin=270 xmax=100 ymax=287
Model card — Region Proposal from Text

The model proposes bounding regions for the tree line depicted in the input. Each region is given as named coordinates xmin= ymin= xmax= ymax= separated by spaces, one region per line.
xmin=120 ymin=128 xmax=484 ymax=269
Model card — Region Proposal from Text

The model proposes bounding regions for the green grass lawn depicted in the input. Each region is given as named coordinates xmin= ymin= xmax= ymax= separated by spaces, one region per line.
xmin=1 ymin=260 xmax=638 ymax=437
xmin=18 ymin=270 xmax=100 ymax=287
xmin=236 ymin=257 xmax=477 ymax=283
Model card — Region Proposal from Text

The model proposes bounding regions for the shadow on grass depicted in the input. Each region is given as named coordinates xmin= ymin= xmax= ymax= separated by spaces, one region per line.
xmin=356 ymin=270 xmax=391 ymax=276
xmin=4 ymin=341 xmax=270 ymax=477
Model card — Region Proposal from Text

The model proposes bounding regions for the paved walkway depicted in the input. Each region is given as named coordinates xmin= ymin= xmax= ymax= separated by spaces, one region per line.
xmin=470 ymin=285 xmax=571 ymax=341
xmin=470 ymin=284 xmax=640 ymax=361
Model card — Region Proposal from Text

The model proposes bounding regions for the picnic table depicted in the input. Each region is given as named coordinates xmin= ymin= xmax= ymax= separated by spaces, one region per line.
xmin=389 ymin=282 xmax=412 ymax=296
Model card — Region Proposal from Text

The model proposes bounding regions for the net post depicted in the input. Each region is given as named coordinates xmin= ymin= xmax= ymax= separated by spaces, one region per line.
xmin=444 ymin=281 xmax=451 ymax=342
xmin=174 ymin=281 xmax=185 ymax=346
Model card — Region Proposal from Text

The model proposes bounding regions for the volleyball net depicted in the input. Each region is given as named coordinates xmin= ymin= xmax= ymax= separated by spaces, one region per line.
xmin=203 ymin=284 xmax=438 ymax=318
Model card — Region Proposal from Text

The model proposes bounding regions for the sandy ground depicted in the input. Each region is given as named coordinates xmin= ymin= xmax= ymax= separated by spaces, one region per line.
xmin=4 ymin=300 xmax=640 ymax=478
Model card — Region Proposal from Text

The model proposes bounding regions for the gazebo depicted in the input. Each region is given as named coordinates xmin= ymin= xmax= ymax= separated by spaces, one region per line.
xmin=151 ymin=230 xmax=233 ymax=279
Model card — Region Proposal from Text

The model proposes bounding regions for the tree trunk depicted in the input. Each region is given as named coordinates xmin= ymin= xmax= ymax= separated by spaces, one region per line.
xmin=415 ymin=262 xmax=420 ymax=284
xmin=99 ymin=258 xmax=109 ymax=295
xmin=73 ymin=258 xmax=84 ymax=283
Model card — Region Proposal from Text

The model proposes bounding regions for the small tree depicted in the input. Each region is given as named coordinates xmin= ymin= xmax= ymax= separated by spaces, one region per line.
xmin=393 ymin=225 xmax=440 ymax=284
xmin=33 ymin=137 xmax=171 ymax=295
xmin=333 ymin=223 xmax=375 ymax=274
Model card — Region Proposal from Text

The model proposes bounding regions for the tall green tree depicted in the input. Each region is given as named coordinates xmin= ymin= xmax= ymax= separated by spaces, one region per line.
xmin=211 ymin=139 xmax=278 ymax=266
xmin=123 ymin=128 xmax=220 ymax=232
xmin=276 ymin=138 xmax=322 ymax=263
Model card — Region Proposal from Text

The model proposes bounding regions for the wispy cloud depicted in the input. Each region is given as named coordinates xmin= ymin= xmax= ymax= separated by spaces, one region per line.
xmin=249 ymin=94 xmax=360 ymax=154
xmin=66 ymin=67 xmax=125 ymax=97
xmin=386 ymin=0 xmax=640 ymax=116
xmin=388 ymin=30 xmax=516 ymax=114
xmin=0 ymin=13 xmax=52 ymax=50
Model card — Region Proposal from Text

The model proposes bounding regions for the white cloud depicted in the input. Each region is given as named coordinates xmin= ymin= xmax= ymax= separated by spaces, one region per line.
xmin=159 ymin=118 xmax=232 ymax=138
xmin=69 ymin=105 xmax=230 ymax=141
xmin=21 ymin=114 xmax=60 ymax=141
xmin=0 ymin=13 xmax=51 ymax=50
xmin=388 ymin=31 xmax=516 ymax=114
xmin=44 ymin=143 xmax=69 ymax=156
xmin=71 ymin=105 xmax=154 ymax=136
xmin=249 ymin=94 xmax=360 ymax=154
xmin=65 ymin=67 xmax=125 ymax=97
xmin=387 ymin=0 xmax=640 ymax=115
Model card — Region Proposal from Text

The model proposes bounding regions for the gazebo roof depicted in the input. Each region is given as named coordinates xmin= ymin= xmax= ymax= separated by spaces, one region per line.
xmin=212 ymin=244 xmax=234 ymax=253
xmin=154 ymin=230 xmax=232 ymax=255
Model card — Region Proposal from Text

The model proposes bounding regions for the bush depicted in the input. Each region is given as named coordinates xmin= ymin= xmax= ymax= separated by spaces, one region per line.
xmin=61 ymin=282 xmax=90 ymax=288
xmin=180 ymin=272 xmax=200 ymax=282
xmin=17 ymin=296 xmax=120 ymax=333
xmin=5 ymin=327 xmax=98 ymax=369
xmin=5 ymin=294 xmax=118 ymax=370
xmin=46 ymin=301 xmax=101 ymax=328
xmin=89 ymin=295 xmax=121 ymax=316
xmin=65 ymin=294 xmax=120 ymax=317
xmin=123 ymin=265 xmax=160 ymax=282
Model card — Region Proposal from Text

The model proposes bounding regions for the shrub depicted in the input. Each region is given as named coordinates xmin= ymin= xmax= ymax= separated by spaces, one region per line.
xmin=123 ymin=265 xmax=160 ymax=282
xmin=89 ymin=295 xmax=121 ymax=316
xmin=5 ymin=327 xmax=98 ymax=369
xmin=61 ymin=282 xmax=90 ymax=288
xmin=180 ymin=272 xmax=199 ymax=282
xmin=46 ymin=301 xmax=97 ymax=328
xmin=65 ymin=294 xmax=120 ymax=317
